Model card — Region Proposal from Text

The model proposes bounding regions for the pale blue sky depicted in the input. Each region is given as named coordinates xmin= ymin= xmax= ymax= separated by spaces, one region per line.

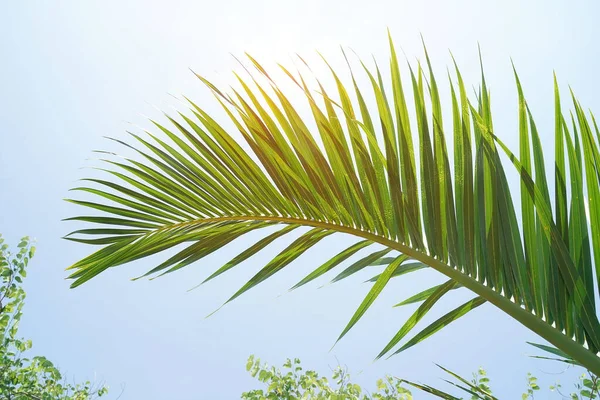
xmin=1 ymin=1 xmax=599 ymax=398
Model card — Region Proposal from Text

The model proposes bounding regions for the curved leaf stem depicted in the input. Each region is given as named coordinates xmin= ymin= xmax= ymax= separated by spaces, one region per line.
xmin=152 ymin=214 xmax=600 ymax=374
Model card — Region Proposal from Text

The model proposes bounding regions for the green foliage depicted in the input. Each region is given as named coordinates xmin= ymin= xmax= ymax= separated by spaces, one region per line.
xmin=65 ymin=35 xmax=600 ymax=373
xmin=406 ymin=366 xmax=600 ymax=400
xmin=472 ymin=367 xmax=492 ymax=397
xmin=0 ymin=235 xmax=108 ymax=399
xmin=241 ymin=355 xmax=412 ymax=400
xmin=243 ymin=356 xmax=600 ymax=400
xmin=549 ymin=373 xmax=600 ymax=400
xmin=522 ymin=372 xmax=540 ymax=399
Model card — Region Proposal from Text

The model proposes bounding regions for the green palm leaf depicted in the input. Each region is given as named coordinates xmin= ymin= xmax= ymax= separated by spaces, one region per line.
xmin=65 ymin=33 xmax=600 ymax=374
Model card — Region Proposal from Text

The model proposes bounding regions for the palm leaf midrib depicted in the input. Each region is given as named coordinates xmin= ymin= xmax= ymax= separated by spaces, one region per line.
xmin=148 ymin=213 xmax=586 ymax=358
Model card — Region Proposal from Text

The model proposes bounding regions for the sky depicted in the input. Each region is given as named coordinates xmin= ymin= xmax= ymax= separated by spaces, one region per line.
xmin=1 ymin=0 xmax=599 ymax=398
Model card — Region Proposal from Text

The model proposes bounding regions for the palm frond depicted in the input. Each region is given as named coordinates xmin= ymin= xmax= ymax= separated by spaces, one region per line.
xmin=65 ymin=33 xmax=600 ymax=374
